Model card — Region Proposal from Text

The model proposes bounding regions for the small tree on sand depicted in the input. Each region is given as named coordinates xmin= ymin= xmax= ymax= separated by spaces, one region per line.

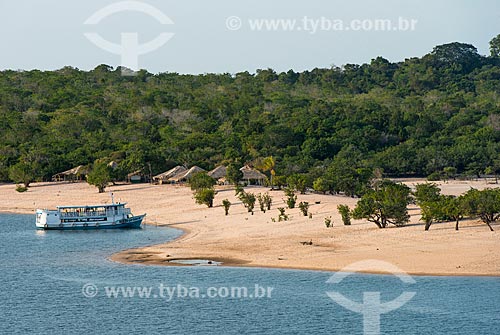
xmin=352 ymin=180 xmax=411 ymax=228
xmin=239 ymin=191 xmax=256 ymax=214
xmin=463 ymin=188 xmax=500 ymax=231
xmin=87 ymin=162 xmax=112 ymax=193
xmin=298 ymin=202 xmax=309 ymax=216
xmin=9 ymin=161 xmax=35 ymax=188
xmin=222 ymin=199 xmax=231 ymax=215
xmin=194 ymin=188 xmax=216 ymax=208
xmin=337 ymin=204 xmax=351 ymax=225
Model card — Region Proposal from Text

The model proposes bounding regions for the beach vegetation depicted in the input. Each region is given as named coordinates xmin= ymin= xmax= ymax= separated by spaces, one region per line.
xmin=352 ymin=180 xmax=412 ymax=228
xmin=15 ymin=184 xmax=28 ymax=192
xmin=222 ymin=199 xmax=231 ymax=215
xmin=298 ymin=201 xmax=309 ymax=216
xmin=239 ymin=191 xmax=256 ymax=214
xmin=194 ymin=188 xmax=216 ymax=208
xmin=86 ymin=161 xmax=112 ymax=193
xmin=337 ymin=204 xmax=351 ymax=225
xmin=277 ymin=208 xmax=289 ymax=221
xmin=284 ymin=188 xmax=297 ymax=209
xmin=189 ymin=172 xmax=216 ymax=191
xmin=462 ymin=188 xmax=500 ymax=231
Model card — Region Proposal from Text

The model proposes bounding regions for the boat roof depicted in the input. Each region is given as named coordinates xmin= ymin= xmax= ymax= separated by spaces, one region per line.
xmin=56 ymin=203 xmax=126 ymax=209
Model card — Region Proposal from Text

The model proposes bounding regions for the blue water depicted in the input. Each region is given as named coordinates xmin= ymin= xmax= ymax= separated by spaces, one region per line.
xmin=0 ymin=214 xmax=499 ymax=335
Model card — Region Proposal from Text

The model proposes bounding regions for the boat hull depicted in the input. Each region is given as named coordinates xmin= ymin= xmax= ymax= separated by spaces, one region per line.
xmin=36 ymin=215 xmax=145 ymax=230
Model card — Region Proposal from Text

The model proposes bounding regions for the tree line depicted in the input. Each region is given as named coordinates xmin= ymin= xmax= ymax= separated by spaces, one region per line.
xmin=2 ymin=36 xmax=500 ymax=189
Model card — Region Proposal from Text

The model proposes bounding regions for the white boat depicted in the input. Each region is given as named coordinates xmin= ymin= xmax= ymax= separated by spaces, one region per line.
xmin=35 ymin=198 xmax=145 ymax=230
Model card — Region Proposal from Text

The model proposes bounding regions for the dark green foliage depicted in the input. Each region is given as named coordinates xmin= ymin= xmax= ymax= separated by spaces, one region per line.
xmin=298 ymin=202 xmax=309 ymax=216
xmin=284 ymin=188 xmax=297 ymax=209
xmin=262 ymin=193 xmax=272 ymax=210
xmin=352 ymin=180 xmax=412 ymax=228
xmin=257 ymin=193 xmax=266 ymax=212
xmin=287 ymin=174 xmax=307 ymax=194
xmin=86 ymin=161 xmax=112 ymax=193
xmin=277 ymin=207 xmax=289 ymax=222
xmin=189 ymin=172 xmax=216 ymax=191
xmin=462 ymin=188 xmax=500 ymax=231
xmin=226 ymin=163 xmax=243 ymax=185
xmin=337 ymin=204 xmax=351 ymax=225
xmin=313 ymin=177 xmax=330 ymax=194
xmin=1 ymin=37 xmax=500 ymax=184
xmin=239 ymin=191 xmax=256 ymax=214
xmin=15 ymin=185 xmax=28 ymax=193
xmin=222 ymin=199 xmax=231 ymax=215
xmin=194 ymin=188 xmax=216 ymax=208
xmin=9 ymin=162 xmax=35 ymax=188
xmin=490 ymin=34 xmax=500 ymax=58
xmin=414 ymin=183 xmax=441 ymax=204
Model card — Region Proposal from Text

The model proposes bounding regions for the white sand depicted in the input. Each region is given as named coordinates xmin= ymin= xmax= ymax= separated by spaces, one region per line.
xmin=1 ymin=179 xmax=499 ymax=276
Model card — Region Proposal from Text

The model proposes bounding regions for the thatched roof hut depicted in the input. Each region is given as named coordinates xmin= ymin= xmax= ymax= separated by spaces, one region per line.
xmin=153 ymin=166 xmax=187 ymax=184
xmin=51 ymin=165 xmax=88 ymax=182
xmin=169 ymin=166 xmax=206 ymax=183
xmin=240 ymin=165 xmax=266 ymax=185
xmin=208 ymin=166 xmax=227 ymax=179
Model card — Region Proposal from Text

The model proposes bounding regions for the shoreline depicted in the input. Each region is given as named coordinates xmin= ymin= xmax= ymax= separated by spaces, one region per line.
xmin=2 ymin=180 xmax=499 ymax=277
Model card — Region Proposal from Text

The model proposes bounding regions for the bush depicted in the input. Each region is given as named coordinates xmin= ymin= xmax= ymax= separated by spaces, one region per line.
xmin=298 ymin=202 xmax=309 ymax=216
xmin=284 ymin=187 xmax=297 ymax=209
xmin=189 ymin=172 xmax=216 ymax=191
xmin=287 ymin=174 xmax=307 ymax=194
xmin=337 ymin=204 xmax=351 ymax=225
xmin=263 ymin=193 xmax=272 ymax=210
xmin=427 ymin=171 xmax=442 ymax=181
xmin=15 ymin=184 xmax=28 ymax=193
xmin=194 ymin=188 xmax=216 ymax=208
xmin=325 ymin=216 xmax=332 ymax=228
xmin=277 ymin=207 xmax=289 ymax=221
xmin=313 ymin=177 xmax=330 ymax=194
xmin=257 ymin=193 xmax=266 ymax=212
xmin=222 ymin=199 xmax=231 ymax=215
xmin=239 ymin=191 xmax=256 ymax=214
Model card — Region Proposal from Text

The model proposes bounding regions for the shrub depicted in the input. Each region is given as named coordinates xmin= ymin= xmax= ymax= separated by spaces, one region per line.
xmin=284 ymin=187 xmax=297 ymax=209
xmin=337 ymin=204 xmax=351 ymax=225
xmin=257 ymin=193 xmax=266 ymax=212
xmin=189 ymin=173 xmax=216 ymax=191
xmin=263 ymin=193 xmax=272 ymax=210
xmin=298 ymin=202 xmax=309 ymax=216
xmin=427 ymin=171 xmax=442 ymax=181
xmin=239 ymin=191 xmax=256 ymax=214
xmin=277 ymin=207 xmax=289 ymax=221
xmin=15 ymin=184 xmax=28 ymax=193
xmin=194 ymin=188 xmax=216 ymax=208
xmin=324 ymin=216 xmax=332 ymax=228
xmin=222 ymin=199 xmax=231 ymax=215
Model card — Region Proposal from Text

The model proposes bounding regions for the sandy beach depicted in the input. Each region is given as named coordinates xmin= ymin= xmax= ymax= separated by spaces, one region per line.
xmin=1 ymin=179 xmax=499 ymax=276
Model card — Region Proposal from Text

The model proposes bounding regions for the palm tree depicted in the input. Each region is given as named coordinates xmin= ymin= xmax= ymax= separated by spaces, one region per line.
xmin=256 ymin=156 xmax=276 ymax=190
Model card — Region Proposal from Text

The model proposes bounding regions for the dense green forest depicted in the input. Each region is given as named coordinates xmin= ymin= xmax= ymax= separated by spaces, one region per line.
xmin=2 ymin=36 xmax=500 ymax=185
